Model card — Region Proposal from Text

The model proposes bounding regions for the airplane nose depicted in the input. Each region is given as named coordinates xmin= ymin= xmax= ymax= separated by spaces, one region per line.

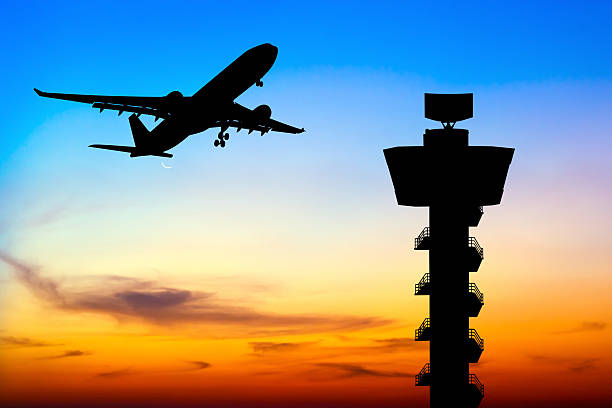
xmin=263 ymin=43 xmax=278 ymax=59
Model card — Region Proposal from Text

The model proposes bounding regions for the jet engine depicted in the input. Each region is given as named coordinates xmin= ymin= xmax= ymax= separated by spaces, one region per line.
xmin=252 ymin=104 xmax=272 ymax=119
xmin=166 ymin=90 xmax=183 ymax=99
xmin=164 ymin=90 xmax=183 ymax=111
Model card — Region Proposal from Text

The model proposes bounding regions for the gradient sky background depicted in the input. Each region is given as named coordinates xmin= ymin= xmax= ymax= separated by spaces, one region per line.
xmin=1 ymin=1 xmax=612 ymax=407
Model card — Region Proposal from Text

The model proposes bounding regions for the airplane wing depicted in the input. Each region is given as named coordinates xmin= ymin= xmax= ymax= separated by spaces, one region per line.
xmin=34 ymin=88 xmax=186 ymax=120
xmin=223 ymin=103 xmax=305 ymax=135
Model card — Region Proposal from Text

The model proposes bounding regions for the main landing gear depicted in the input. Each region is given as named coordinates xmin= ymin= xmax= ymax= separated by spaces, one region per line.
xmin=214 ymin=130 xmax=230 ymax=147
xmin=256 ymin=79 xmax=263 ymax=87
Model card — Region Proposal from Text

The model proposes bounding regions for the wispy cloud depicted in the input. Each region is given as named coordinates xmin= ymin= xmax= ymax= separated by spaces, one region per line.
xmin=95 ymin=368 xmax=132 ymax=378
xmin=528 ymin=354 xmax=566 ymax=364
xmin=568 ymin=358 xmax=600 ymax=373
xmin=0 ymin=252 xmax=392 ymax=336
xmin=324 ymin=337 xmax=425 ymax=356
xmin=371 ymin=337 xmax=419 ymax=351
xmin=41 ymin=350 xmax=91 ymax=360
xmin=249 ymin=341 xmax=318 ymax=353
xmin=0 ymin=336 xmax=59 ymax=348
xmin=28 ymin=205 xmax=72 ymax=228
xmin=0 ymin=252 xmax=63 ymax=305
xmin=248 ymin=337 xmax=425 ymax=362
xmin=310 ymin=362 xmax=412 ymax=380
xmin=527 ymin=354 xmax=601 ymax=373
xmin=185 ymin=361 xmax=211 ymax=370
xmin=552 ymin=321 xmax=607 ymax=335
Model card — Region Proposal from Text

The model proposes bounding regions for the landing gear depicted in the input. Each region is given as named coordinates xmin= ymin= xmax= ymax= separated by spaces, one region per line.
xmin=256 ymin=79 xmax=263 ymax=87
xmin=214 ymin=131 xmax=230 ymax=148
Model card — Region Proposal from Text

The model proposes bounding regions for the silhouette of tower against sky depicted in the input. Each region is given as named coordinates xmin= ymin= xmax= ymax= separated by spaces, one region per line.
xmin=383 ymin=94 xmax=514 ymax=407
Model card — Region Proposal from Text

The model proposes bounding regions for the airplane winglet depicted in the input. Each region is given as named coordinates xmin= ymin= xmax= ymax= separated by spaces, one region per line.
xmin=34 ymin=88 xmax=43 ymax=96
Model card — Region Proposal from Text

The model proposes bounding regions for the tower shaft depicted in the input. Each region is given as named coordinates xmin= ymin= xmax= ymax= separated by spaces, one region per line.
xmin=429 ymin=204 xmax=470 ymax=406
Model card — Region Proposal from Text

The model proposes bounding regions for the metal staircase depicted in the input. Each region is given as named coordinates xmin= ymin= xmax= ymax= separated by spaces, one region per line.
xmin=415 ymin=318 xmax=431 ymax=341
xmin=415 ymin=363 xmax=431 ymax=386
xmin=467 ymin=237 xmax=484 ymax=271
xmin=467 ymin=329 xmax=484 ymax=363
xmin=414 ymin=227 xmax=431 ymax=250
xmin=467 ymin=283 xmax=484 ymax=317
xmin=415 ymin=273 xmax=431 ymax=295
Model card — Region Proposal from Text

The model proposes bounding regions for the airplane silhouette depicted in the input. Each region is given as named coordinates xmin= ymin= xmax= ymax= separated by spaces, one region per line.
xmin=34 ymin=43 xmax=305 ymax=158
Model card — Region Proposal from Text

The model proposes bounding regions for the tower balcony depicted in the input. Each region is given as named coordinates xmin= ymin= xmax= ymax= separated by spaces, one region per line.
xmin=467 ymin=329 xmax=484 ymax=363
xmin=383 ymin=145 xmax=514 ymax=208
xmin=467 ymin=283 xmax=484 ymax=317
xmin=415 ymin=318 xmax=431 ymax=341
xmin=468 ymin=237 xmax=484 ymax=271
xmin=469 ymin=206 xmax=484 ymax=227
xmin=415 ymin=363 xmax=431 ymax=386
xmin=415 ymin=273 xmax=431 ymax=295
xmin=467 ymin=374 xmax=484 ymax=406
xmin=414 ymin=227 xmax=431 ymax=250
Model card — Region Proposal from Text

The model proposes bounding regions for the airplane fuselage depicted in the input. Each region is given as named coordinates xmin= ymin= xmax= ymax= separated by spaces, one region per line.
xmin=35 ymin=42 xmax=303 ymax=157
xmin=147 ymin=43 xmax=278 ymax=152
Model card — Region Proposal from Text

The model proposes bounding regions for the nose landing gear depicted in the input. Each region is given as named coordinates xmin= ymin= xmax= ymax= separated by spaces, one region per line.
xmin=256 ymin=79 xmax=263 ymax=87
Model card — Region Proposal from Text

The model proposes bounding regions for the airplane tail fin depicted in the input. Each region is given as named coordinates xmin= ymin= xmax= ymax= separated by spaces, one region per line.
xmin=129 ymin=114 xmax=150 ymax=148
xmin=89 ymin=115 xmax=172 ymax=158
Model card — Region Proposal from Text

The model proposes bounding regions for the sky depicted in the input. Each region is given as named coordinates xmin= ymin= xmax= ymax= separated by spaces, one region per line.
xmin=1 ymin=1 xmax=612 ymax=407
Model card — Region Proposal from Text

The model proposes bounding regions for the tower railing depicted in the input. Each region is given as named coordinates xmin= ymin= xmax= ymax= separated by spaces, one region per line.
xmin=468 ymin=329 xmax=484 ymax=349
xmin=415 ymin=273 xmax=430 ymax=295
xmin=414 ymin=227 xmax=430 ymax=249
xmin=468 ymin=237 xmax=483 ymax=258
xmin=415 ymin=318 xmax=431 ymax=340
xmin=468 ymin=283 xmax=484 ymax=303
xmin=415 ymin=363 xmax=431 ymax=386
xmin=468 ymin=374 xmax=484 ymax=396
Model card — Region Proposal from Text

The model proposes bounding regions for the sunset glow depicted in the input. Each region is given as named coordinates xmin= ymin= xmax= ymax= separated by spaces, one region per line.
xmin=1 ymin=1 xmax=612 ymax=407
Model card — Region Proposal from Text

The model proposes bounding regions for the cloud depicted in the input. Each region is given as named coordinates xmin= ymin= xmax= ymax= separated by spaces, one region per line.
xmin=186 ymin=361 xmax=211 ymax=370
xmin=528 ymin=354 xmax=565 ymax=364
xmin=371 ymin=337 xmax=419 ymax=350
xmin=527 ymin=354 xmax=601 ymax=373
xmin=0 ymin=252 xmax=63 ymax=305
xmin=0 ymin=252 xmax=392 ymax=336
xmin=311 ymin=362 xmax=412 ymax=380
xmin=41 ymin=350 xmax=91 ymax=359
xmin=247 ymin=337 xmax=425 ymax=363
xmin=322 ymin=337 xmax=426 ymax=356
xmin=568 ymin=358 xmax=600 ymax=373
xmin=249 ymin=341 xmax=318 ymax=353
xmin=29 ymin=205 xmax=72 ymax=228
xmin=553 ymin=321 xmax=607 ymax=335
xmin=95 ymin=368 xmax=132 ymax=378
xmin=0 ymin=336 xmax=59 ymax=348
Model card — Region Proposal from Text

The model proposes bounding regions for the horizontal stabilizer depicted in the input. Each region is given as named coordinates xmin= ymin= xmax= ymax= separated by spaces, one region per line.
xmin=89 ymin=144 xmax=136 ymax=153
xmin=89 ymin=144 xmax=172 ymax=158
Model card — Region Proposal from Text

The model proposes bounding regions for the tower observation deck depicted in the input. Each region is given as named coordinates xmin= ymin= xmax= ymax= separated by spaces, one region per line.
xmin=384 ymin=93 xmax=513 ymax=407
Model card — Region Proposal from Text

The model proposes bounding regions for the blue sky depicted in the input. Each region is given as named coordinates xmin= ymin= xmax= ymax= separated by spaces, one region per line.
xmin=1 ymin=0 xmax=611 ymax=252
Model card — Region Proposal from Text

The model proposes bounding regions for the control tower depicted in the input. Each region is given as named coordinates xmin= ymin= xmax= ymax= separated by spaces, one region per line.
xmin=383 ymin=94 xmax=513 ymax=407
